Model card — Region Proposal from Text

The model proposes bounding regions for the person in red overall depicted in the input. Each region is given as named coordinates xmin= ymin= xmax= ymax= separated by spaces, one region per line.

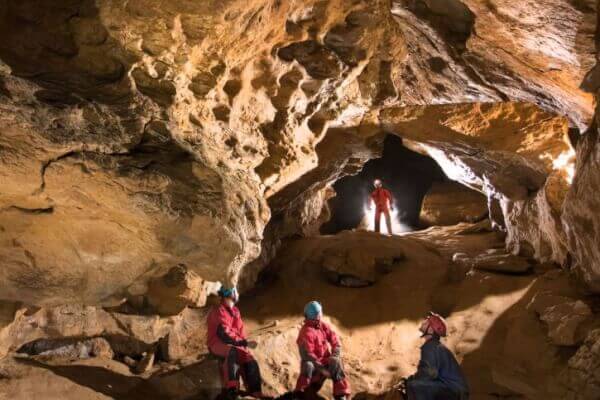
xmin=295 ymin=301 xmax=351 ymax=400
xmin=369 ymin=178 xmax=394 ymax=235
xmin=207 ymin=286 xmax=265 ymax=400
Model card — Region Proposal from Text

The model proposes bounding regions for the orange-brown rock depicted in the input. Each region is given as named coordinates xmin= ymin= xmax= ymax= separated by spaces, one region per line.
xmin=381 ymin=102 xmax=575 ymax=265
xmin=420 ymin=181 xmax=487 ymax=226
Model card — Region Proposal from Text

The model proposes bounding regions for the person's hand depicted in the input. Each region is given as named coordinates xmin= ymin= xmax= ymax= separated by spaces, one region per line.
xmin=396 ymin=378 xmax=409 ymax=399
xmin=247 ymin=340 xmax=258 ymax=349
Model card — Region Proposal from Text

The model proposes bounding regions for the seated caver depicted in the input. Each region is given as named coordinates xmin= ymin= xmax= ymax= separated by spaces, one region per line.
xmin=206 ymin=286 xmax=266 ymax=400
xmin=294 ymin=301 xmax=351 ymax=400
xmin=405 ymin=312 xmax=469 ymax=400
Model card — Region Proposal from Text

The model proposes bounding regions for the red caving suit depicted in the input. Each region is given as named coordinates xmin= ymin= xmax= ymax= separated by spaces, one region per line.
xmin=207 ymin=303 xmax=262 ymax=395
xmin=295 ymin=319 xmax=351 ymax=397
xmin=370 ymin=187 xmax=393 ymax=234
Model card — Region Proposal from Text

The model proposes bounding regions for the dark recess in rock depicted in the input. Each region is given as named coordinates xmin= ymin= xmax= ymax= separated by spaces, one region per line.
xmin=277 ymin=40 xmax=343 ymax=79
xmin=322 ymin=135 xmax=447 ymax=234
xmin=397 ymin=0 xmax=475 ymax=51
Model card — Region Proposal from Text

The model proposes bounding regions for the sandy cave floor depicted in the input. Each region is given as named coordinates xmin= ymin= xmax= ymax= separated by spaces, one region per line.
xmin=0 ymin=224 xmax=583 ymax=400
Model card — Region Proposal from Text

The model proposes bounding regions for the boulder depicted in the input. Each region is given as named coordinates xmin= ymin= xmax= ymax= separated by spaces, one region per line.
xmin=1 ymin=304 xmax=208 ymax=362
xmin=491 ymin=366 xmax=539 ymax=398
xmin=420 ymin=181 xmax=488 ymax=226
xmin=18 ymin=337 xmax=114 ymax=361
xmin=320 ymin=244 xmax=405 ymax=287
xmin=452 ymin=249 xmax=533 ymax=275
xmin=527 ymin=291 xmax=574 ymax=315
xmin=561 ymin=329 xmax=600 ymax=399
xmin=134 ymin=351 xmax=155 ymax=374
xmin=146 ymin=264 xmax=215 ymax=315
xmin=540 ymin=300 xmax=593 ymax=346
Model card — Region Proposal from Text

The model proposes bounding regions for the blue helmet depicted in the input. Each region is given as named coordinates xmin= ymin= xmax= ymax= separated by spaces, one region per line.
xmin=304 ymin=301 xmax=323 ymax=320
xmin=218 ymin=286 xmax=238 ymax=300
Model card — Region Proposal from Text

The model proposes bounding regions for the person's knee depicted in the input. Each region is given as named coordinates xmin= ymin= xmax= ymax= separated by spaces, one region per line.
xmin=226 ymin=347 xmax=237 ymax=362
xmin=329 ymin=357 xmax=346 ymax=380
xmin=301 ymin=361 xmax=316 ymax=377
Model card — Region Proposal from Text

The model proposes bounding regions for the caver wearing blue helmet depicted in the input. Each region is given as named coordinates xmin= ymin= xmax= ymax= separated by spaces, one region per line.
xmin=304 ymin=300 xmax=323 ymax=320
xmin=207 ymin=286 xmax=267 ymax=399
xmin=295 ymin=301 xmax=350 ymax=400
xmin=218 ymin=286 xmax=239 ymax=303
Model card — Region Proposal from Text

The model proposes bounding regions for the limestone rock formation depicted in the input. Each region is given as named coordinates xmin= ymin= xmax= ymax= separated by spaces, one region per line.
xmin=452 ymin=249 xmax=534 ymax=275
xmin=540 ymin=300 xmax=593 ymax=346
xmin=562 ymin=329 xmax=600 ymax=400
xmin=420 ymin=181 xmax=488 ymax=226
xmin=0 ymin=0 xmax=600 ymax=398
xmin=563 ymin=127 xmax=600 ymax=291
xmin=303 ymin=231 xmax=406 ymax=287
xmin=0 ymin=0 xmax=596 ymax=306
xmin=19 ymin=337 xmax=114 ymax=362
xmin=0 ymin=304 xmax=207 ymax=362
xmin=145 ymin=264 xmax=218 ymax=315
xmin=381 ymin=102 xmax=576 ymax=266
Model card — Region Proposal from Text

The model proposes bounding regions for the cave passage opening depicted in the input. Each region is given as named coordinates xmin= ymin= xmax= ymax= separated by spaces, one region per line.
xmin=321 ymin=135 xmax=449 ymax=234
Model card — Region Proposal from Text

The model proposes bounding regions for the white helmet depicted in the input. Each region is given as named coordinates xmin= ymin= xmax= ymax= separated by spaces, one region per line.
xmin=374 ymin=179 xmax=382 ymax=188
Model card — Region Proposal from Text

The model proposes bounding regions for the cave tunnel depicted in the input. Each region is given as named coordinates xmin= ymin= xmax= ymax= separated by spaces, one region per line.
xmin=321 ymin=134 xmax=449 ymax=234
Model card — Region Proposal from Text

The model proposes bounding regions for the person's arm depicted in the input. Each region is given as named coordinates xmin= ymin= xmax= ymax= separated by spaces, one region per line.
xmin=325 ymin=324 xmax=342 ymax=357
xmin=409 ymin=344 xmax=439 ymax=381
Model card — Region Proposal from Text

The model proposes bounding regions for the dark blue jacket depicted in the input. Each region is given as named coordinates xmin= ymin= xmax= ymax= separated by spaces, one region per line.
xmin=409 ymin=337 xmax=469 ymax=397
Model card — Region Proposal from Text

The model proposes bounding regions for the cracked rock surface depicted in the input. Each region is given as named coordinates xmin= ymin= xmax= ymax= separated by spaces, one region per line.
xmin=1 ymin=2 xmax=600 ymax=398
xmin=0 ymin=0 xmax=596 ymax=305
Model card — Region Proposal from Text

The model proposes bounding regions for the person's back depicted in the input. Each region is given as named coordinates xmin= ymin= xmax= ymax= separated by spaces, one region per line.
xmin=206 ymin=303 xmax=246 ymax=351
xmin=421 ymin=337 xmax=468 ymax=395
xmin=406 ymin=313 xmax=469 ymax=400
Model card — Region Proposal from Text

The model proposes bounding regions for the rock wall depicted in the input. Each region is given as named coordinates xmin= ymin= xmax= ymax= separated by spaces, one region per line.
xmin=560 ymin=0 xmax=600 ymax=293
xmin=0 ymin=0 xmax=598 ymax=307
xmin=380 ymin=102 xmax=575 ymax=265
xmin=563 ymin=109 xmax=600 ymax=291
xmin=420 ymin=181 xmax=487 ymax=226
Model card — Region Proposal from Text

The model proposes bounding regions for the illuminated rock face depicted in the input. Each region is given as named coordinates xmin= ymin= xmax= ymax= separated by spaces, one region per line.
xmin=381 ymin=102 xmax=575 ymax=265
xmin=0 ymin=0 xmax=598 ymax=308
xmin=563 ymin=106 xmax=600 ymax=291
xmin=420 ymin=181 xmax=488 ymax=226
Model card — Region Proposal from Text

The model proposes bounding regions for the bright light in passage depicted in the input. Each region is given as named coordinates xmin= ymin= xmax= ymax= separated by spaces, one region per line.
xmin=540 ymin=149 xmax=576 ymax=184
xmin=553 ymin=150 xmax=575 ymax=184
xmin=363 ymin=205 xmax=413 ymax=234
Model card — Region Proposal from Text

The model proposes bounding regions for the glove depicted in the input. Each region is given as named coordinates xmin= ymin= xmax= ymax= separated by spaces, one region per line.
xmin=331 ymin=346 xmax=341 ymax=358
xmin=235 ymin=339 xmax=248 ymax=347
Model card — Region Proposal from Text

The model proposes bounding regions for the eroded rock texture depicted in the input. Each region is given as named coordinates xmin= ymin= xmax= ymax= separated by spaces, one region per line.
xmin=563 ymin=119 xmax=600 ymax=291
xmin=420 ymin=181 xmax=487 ymax=226
xmin=2 ymin=2 xmax=600 ymax=399
xmin=0 ymin=0 xmax=597 ymax=306
xmin=381 ymin=102 xmax=575 ymax=265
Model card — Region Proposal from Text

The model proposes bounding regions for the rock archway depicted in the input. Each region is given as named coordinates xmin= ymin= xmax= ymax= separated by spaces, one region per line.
xmin=1 ymin=0 xmax=600 ymax=399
